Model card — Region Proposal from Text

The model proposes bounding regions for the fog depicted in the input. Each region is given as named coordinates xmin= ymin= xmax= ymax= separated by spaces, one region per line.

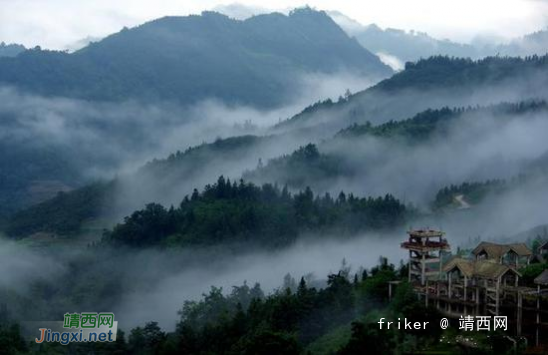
xmin=114 ymin=232 xmax=407 ymax=330
xmin=2 ymin=1 xmax=546 ymax=49
xmin=0 ymin=70 xmax=391 ymax=331
xmin=2 ymin=30 xmax=548 ymax=342
xmin=0 ymin=231 xmax=408 ymax=330
xmin=423 ymin=175 xmax=548 ymax=241
xmin=0 ymin=69 xmax=376 ymax=217
xmin=375 ymin=52 xmax=405 ymax=71
xmin=320 ymin=106 xmax=548 ymax=203
xmin=273 ymin=69 xmax=548 ymax=141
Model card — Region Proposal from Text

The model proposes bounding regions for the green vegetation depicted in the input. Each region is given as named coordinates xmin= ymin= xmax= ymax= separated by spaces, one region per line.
xmin=0 ymin=141 xmax=84 ymax=219
xmin=0 ymin=42 xmax=26 ymax=58
xmin=279 ymin=55 xmax=548 ymax=130
xmin=2 ymin=253 xmax=534 ymax=354
xmin=0 ymin=9 xmax=389 ymax=108
xmin=142 ymin=135 xmax=267 ymax=176
xmin=433 ymin=180 xmax=507 ymax=210
xmin=5 ymin=181 xmax=116 ymax=238
xmin=0 ymin=259 xmax=447 ymax=354
xmin=376 ymin=55 xmax=548 ymax=92
xmin=337 ymin=106 xmax=460 ymax=140
xmin=432 ymin=171 xmax=544 ymax=210
xmin=3 ymin=135 xmax=270 ymax=239
xmin=244 ymin=144 xmax=345 ymax=190
xmin=0 ymin=322 xmax=27 ymax=354
xmin=103 ymin=177 xmax=408 ymax=248
xmin=519 ymin=263 xmax=548 ymax=286
xmin=352 ymin=24 xmax=478 ymax=63
xmin=337 ymin=101 xmax=548 ymax=141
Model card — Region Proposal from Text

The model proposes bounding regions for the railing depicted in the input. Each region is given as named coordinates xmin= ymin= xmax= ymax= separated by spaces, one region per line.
xmin=401 ymin=241 xmax=450 ymax=249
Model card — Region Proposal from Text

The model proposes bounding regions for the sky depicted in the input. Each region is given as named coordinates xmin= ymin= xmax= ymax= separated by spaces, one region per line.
xmin=0 ymin=0 xmax=547 ymax=50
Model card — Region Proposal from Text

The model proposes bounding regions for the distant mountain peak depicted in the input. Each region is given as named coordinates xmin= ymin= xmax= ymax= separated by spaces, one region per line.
xmin=199 ymin=10 xmax=231 ymax=20
xmin=0 ymin=9 xmax=391 ymax=107
xmin=0 ymin=42 xmax=26 ymax=57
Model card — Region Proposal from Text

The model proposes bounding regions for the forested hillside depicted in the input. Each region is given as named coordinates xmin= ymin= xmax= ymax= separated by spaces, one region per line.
xmin=251 ymin=101 xmax=548 ymax=195
xmin=0 ymin=8 xmax=390 ymax=108
xmin=4 ymin=257 xmax=519 ymax=354
xmin=7 ymin=100 xmax=548 ymax=239
xmin=0 ymin=8 xmax=392 ymax=219
xmin=274 ymin=55 xmax=548 ymax=136
xmin=351 ymin=24 xmax=478 ymax=63
xmin=0 ymin=42 xmax=25 ymax=57
xmin=103 ymin=177 xmax=408 ymax=248
xmin=2 ymin=4 xmax=548 ymax=354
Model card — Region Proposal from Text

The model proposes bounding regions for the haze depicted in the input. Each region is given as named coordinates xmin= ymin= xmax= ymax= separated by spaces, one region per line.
xmin=1 ymin=0 xmax=547 ymax=49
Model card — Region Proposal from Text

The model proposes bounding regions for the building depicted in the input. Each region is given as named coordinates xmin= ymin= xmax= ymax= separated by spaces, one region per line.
xmin=400 ymin=230 xmax=548 ymax=347
xmin=401 ymin=229 xmax=450 ymax=286
xmin=472 ymin=241 xmax=532 ymax=267
xmin=440 ymin=257 xmax=521 ymax=316
xmin=534 ymin=270 xmax=548 ymax=347
xmin=532 ymin=240 xmax=548 ymax=264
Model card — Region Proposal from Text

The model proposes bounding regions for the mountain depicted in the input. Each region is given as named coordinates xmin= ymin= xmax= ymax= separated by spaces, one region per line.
xmin=250 ymin=101 xmax=548 ymax=195
xmin=6 ymin=57 xmax=548 ymax=239
xmin=352 ymin=24 xmax=477 ymax=65
xmin=0 ymin=8 xmax=392 ymax=219
xmin=0 ymin=8 xmax=391 ymax=108
xmin=274 ymin=55 xmax=548 ymax=137
xmin=0 ymin=42 xmax=26 ymax=57
xmin=3 ymin=135 xmax=284 ymax=237
xmin=102 ymin=177 xmax=407 ymax=248
xmin=496 ymin=28 xmax=548 ymax=57
xmin=8 ymin=100 xmax=548 ymax=239
xmin=328 ymin=12 xmax=478 ymax=66
xmin=330 ymin=12 xmax=548 ymax=67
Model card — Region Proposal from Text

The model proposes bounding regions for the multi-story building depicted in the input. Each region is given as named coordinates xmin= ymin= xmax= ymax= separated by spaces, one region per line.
xmin=400 ymin=230 xmax=548 ymax=347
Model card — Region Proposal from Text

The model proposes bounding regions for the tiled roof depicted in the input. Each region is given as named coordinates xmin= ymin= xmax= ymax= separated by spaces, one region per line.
xmin=472 ymin=242 xmax=532 ymax=259
xmin=443 ymin=257 xmax=521 ymax=279
xmin=534 ymin=269 xmax=548 ymax=285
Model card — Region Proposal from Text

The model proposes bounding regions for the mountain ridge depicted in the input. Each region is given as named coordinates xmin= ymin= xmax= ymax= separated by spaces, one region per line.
xmin=0 ymin=8 xmax=391 ymax=108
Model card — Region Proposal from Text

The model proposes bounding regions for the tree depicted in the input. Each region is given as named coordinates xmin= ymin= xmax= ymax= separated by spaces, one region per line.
xmin=338 ymin=322 xmax=394 ymax=355
xmin=238 ymin=330 xmax=302 ymax=355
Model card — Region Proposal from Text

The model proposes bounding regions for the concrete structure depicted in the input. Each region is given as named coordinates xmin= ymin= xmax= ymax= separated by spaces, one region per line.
xmin=401 ymin=229 xmax=450 ymax=286
xmin=401 ymin=230 xmax=548 ymax=348
xmin=532 ymin=240 xmax=548 ymax=264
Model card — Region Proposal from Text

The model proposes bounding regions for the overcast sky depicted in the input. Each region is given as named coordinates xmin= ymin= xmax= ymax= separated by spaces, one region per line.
xmin=1 ymin=0 xmax=547 ymax=50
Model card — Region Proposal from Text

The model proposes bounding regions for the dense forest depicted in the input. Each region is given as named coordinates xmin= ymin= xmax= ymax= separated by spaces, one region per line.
xmin=0 ymin=42 xmax=26 ymax=58
xmin=249 ymin=101 xmax=548 ymax=195
xmin=1 ymin=6 xmax=548 ymax=353
xmin=3 ymin=256 xmax=536 ymax=354
xmin=7 ymin=100 xmax=548 ymax=239
xmin=0 ymin=140 xmax=84 ymax=219
xmin=337 ymin=100 xmax=548 ymax=141
xmin=5 ymin=181 xmax=117 ymax=238
xmin=243 ymin=144 xmax=345 ymax=191
xmin=140 ymin=136 xmax=269 ymax=178
xmin=276 ymin=55 xmax=548 ymax=132
xmin=375 ymin=55 xmax=548 ymax=92
xmin=0 ymin=8 xmax=390 ymax=108
xmin=4 ymin=135 xmax=272 ymax=238
xmin=431 ymin=170 xmax=548 ymax=211
xmin=433 ymin=180 xmax=508 ymax=210
xmin=103 ymin=177 xmax=408 ymax=248
xmin=0 ymin=259 xmax=426 ymax=354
